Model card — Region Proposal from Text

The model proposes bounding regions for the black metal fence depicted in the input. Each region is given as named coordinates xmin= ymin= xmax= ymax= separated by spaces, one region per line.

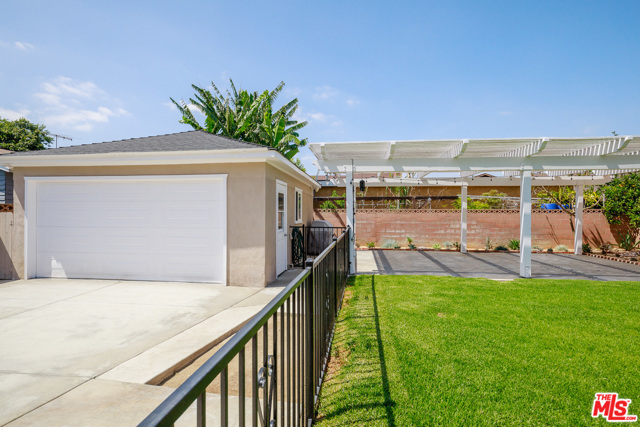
xmin=139 ymin=227 xmax=350 ymax=427
xmin=291 ymin=225 xmax=347 ymax=267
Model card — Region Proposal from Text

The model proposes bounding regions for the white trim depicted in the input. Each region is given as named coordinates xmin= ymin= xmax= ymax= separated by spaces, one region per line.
xmin=275 ymin=179 xmax=288 ymax=276
xmin=24 ymin=174 xmax=228 ymax=284
xmin=294 ymin=187 xmax=303 ymax=224
xmin=3 ymin=149 xmax=320 ymax=190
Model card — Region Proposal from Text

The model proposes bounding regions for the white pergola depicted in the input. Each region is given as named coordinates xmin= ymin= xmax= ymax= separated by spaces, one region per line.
xmin=309 ymin=136 xmax=640 ymax=277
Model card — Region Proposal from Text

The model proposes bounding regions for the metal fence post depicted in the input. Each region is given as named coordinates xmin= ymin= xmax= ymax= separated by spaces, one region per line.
xmin=304 ymin=258 xmax=315 ymax=424
xmin=333 ymin=236 xmax=338 ymax=316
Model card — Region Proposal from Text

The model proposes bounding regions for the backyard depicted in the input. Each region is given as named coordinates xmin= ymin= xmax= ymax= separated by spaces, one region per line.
xmin=316 ymin=275 xmax=640 ymax=426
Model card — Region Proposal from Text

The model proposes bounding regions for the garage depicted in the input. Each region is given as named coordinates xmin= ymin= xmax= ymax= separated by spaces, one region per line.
xmin=25 ymin=175 xmax=226 ymax=283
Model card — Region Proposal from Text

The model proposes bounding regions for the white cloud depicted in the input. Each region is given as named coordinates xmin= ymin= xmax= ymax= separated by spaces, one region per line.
xmin=346 ymin=98 xmax=360 ymax=107
xmin=313 ymin=86 xmax=339 ymax=101
xmin=0 ymin=107 xmax=30 ymax=120
xmin=294 ymin=107 xmax=342 ymax=127
xmin=14 ymin=41 xmax=35 ymax=52
xmin=34 ymin=76 xmax=129 ymax=132
xmin=163 ymin=101 xmax=178 ymax=111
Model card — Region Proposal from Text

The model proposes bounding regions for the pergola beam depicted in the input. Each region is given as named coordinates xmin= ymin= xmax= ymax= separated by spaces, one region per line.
xmin=441 ymin=139 xmax=469 ymax=158
xmin=319 ymin=155 xmax=640 ymax=173
xmin=324 ymin=176 xmax=612 ymax=187
xmin=564 ymin=137 xmax=632 ymax=157
xmin=499 ymin=138 xmax=548 ymax=157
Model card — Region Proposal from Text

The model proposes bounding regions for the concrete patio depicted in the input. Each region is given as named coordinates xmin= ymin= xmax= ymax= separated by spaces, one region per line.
xmin=358 ymin=250 xmax=640 ymax=281
xmin=0 ymin=276 xmax=292 ymax=426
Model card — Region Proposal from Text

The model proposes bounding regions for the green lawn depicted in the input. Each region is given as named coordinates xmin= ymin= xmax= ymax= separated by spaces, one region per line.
xmin=316 ymin=275 xmax=640 ymax=426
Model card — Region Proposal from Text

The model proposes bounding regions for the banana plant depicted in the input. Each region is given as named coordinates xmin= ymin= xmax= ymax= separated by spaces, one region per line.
xmin=171 ymin=79 xmax=307 ymax=162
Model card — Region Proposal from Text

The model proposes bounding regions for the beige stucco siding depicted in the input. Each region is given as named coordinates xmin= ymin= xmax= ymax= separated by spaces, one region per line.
xmin=264 ymin=163 xmax=316 ymax=284
xmin=11 ymin=163 xmax=268 ymax=287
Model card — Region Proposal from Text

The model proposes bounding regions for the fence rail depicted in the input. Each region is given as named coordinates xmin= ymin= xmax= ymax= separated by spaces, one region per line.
xmin=291 ymin=225 xmax=347 ymax=268
xmin=139 ymin=227 xmax=350 ymax=427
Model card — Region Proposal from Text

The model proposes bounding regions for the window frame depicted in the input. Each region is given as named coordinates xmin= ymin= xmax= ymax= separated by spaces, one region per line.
xmin=294 ymin=187 xmax=303 ymax=224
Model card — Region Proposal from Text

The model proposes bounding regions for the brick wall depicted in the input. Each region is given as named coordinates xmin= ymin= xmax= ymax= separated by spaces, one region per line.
xmin=314 ymin=209 xmax=627 ymax=250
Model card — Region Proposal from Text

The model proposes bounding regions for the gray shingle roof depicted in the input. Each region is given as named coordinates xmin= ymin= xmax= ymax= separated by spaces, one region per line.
xmin=5 ymin=130 xmax=271 ymax=156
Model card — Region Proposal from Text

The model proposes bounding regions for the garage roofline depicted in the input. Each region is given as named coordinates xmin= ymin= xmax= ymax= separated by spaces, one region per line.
xmin=1 ymin=149 xmax=320 ymax=190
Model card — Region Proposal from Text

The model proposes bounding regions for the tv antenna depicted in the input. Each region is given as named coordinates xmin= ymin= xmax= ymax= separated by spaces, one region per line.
xmin=50 ymin=133 xmax=73 ymax=148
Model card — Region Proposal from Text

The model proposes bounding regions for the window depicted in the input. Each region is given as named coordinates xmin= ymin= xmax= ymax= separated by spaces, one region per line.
xmin=295 ymin=188 xmax=303 ymax=223
xmin=278 ymin=192 xmax=285 ymax=230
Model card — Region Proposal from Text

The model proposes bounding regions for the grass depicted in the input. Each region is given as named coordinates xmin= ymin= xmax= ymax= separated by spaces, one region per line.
xmin=316 ymin=275 xmax=640 ymax=426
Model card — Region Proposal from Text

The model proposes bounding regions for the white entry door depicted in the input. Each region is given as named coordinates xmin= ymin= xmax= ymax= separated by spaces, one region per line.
xmin=25 ymin=175 xmax=227 ymax=284
xmin=276 ymin=180 xmax=287 ymax=276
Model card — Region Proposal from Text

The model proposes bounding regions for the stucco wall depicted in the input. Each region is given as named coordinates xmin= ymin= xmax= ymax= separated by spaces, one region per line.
xmin=264 ymin=163 xmax=316 ymax=284
xmin=11 ymin=163 xmax=268 ymax=287
xmin=314 ymin=209 xmax=626 ymax=250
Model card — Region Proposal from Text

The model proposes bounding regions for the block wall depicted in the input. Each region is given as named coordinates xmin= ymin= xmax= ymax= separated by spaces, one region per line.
xmin=314 ymin=209 xmax=627 ymax=250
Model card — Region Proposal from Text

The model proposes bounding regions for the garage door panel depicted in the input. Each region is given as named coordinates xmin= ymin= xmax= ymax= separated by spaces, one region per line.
xmin=37 ymin=226 xmax=224 ymax=255
xmin=32 ymin=176 xmax=226 ymax=283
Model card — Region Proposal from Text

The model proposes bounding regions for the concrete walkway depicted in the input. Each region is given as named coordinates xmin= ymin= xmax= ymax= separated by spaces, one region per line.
xmin=0 ymin=277 xmax=290 ymax=426
xmin=358 ymin=250 xmax=640 ymax=281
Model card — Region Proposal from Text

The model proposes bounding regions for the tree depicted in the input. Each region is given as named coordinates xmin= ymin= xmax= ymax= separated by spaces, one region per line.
xmin=601 ymin=172 xmax=640 ymax=229
xmin=0 ymin=117 xmax=53 ymax=151
xmin=171 ymin=79 xmax=308 ymax=161
xmin=533 ymin=185 xmax=602 ymax=216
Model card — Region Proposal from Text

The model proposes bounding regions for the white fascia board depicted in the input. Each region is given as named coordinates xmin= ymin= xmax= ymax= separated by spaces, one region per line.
xmin=317 ymin=155 xmax=640 ymax=173
xmin=266 ymin=151 xmax=321 ymax=190
xmin=0 ymin=148 xmax=271 ymax=168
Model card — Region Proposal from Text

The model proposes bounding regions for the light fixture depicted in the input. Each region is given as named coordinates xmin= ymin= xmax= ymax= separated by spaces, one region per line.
xmin=359 ymin=179 xmax=366 ymax=192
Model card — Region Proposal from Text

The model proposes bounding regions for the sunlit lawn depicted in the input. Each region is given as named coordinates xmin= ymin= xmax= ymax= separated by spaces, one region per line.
xmin=316 ymin=275 xmax=640 ymax=426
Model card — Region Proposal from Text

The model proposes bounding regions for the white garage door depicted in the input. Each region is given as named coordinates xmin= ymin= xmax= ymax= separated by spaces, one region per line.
xmin=26 ymin=175 xmax=226 ymax=283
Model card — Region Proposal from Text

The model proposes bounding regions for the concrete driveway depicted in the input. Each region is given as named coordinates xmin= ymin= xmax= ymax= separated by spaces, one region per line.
xmin=0 ymin=278 xmax=283 ymax=426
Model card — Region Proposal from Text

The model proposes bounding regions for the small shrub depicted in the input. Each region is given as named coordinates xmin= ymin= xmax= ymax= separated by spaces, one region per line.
xmin=532 ymin=245 xmax=543 ymax=252
xmin=356 ymin=243 xmax=361 ymax=248
xmin=433 ymin=243 xmax=441 ymax=250
xmin=582 ymin=243 xmax=592 ymax=254
xmin=547 ymin=248 xmax=554 ymax=253
xmin=507 ymin=239 xmax=520 ymax=251
xmin=617 ymin=232 xmax=640 ymax=251
xmin=495 ymin=245 xmax=508 ymax=251
xmin=381 ymin=239 xmax=398 ymax=249
xmin=366 ymin=241 xmax=376 ymax=249
xmin=554 ymin=244 xmax=569 ymax=252
xmin=453 ymin=242 xmax=460 ymax=251
xmin=442 ymin=241 xmax=453 ymax=249
xmin=483 ymin=237 xmax=494 ymax=251
xmin=600 ymin=243 xmax=612 ymax=255
xmin=394 ymin=243 xmax=401 ymax=249
xmin=407 ymin=236 xmax=416 ymax=249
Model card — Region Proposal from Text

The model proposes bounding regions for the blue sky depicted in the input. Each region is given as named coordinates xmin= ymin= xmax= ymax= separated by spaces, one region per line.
xmin=1 ymin=0 xmax=639 ymax=172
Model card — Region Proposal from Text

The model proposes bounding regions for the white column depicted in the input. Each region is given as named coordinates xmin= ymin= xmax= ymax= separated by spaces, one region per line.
xmin=519 ymin=171 xmax=532 ymax=278
xmin=460 ymin=183 xmax=468 ymax=253
xmin=574 ymin=185 xmax=584 ymax=255
xmin=345 ymin=167 xmax=356 ymax=274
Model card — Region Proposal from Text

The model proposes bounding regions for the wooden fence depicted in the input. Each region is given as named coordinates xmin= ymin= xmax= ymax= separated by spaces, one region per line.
xmin=0 ymin=207 xmax=17 ymax=280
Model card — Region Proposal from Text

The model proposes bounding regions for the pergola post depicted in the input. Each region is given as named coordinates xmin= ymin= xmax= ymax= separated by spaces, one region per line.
xmin=460 ymin=183 xmax=468 ymax=253
xmin=519 ymin=171 xmax=532 ymax=278
xmin=574 ymin=185 xmax=584 ymax=255
xmin=345 ymin=167 xmax=356 ymax=274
